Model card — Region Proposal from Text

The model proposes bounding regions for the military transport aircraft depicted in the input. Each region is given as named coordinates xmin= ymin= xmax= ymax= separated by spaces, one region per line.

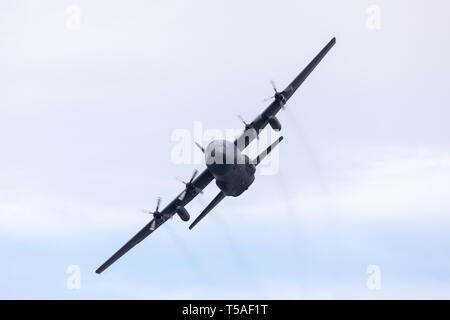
xmin=96 ymin=37 xmax=336 ymax=274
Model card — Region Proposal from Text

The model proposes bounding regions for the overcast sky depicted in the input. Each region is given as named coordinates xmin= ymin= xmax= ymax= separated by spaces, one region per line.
xmin=1 ymin=0 xmax=450 ymax=299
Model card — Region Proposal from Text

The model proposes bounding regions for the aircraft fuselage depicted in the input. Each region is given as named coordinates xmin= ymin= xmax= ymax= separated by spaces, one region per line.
xmin=205 ymin=139 xmax=256 ymax=197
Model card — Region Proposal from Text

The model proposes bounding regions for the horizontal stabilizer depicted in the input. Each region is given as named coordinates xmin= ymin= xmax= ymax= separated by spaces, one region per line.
xmin=189 ymin=191 xmax=226 ymax=230
xmin=253 ymin=136 xmax=283 ymax=166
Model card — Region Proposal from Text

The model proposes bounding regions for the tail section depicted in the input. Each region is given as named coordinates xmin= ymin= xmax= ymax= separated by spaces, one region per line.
xmin=253 ymin=136 xmax=284 ymax=166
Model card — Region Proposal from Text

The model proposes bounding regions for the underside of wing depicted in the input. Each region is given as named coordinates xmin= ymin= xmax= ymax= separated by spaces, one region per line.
xmin=233 ymin=37 xmax=336 ymax=152
xmin=282 ymin=37 xmax=336 ymax=101
xmin=95 ymin=216 xmax=168 ymax=274
xmin=96 ymin=169 xmax=214 ymax=274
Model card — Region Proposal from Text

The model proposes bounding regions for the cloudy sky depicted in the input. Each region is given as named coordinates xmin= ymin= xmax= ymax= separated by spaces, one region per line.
xmin=1 ymin=0 xmax=450 ymax=299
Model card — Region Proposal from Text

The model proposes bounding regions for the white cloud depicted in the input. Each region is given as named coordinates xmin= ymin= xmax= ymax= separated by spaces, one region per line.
xmin=226 ymin=145 xmax=450 ymax=226
xmin=1 ymin=145 xmax=449 ymax=238
xmin=0 ymin=192 xmax=146 ymax=237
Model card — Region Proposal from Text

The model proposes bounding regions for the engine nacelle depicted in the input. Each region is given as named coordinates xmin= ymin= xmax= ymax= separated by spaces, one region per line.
xmin=176 ymin=206 xmax=190 ymax=221
xmin=268 ymin=116 xmax=282 ymax=130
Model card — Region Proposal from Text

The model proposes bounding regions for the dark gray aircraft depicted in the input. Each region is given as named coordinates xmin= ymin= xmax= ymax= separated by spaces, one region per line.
xmin=96 ymin=37 xmax=336 ymax=274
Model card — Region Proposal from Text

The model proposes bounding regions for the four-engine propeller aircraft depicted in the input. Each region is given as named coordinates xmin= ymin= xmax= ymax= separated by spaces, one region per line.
xmin=96 ymin=37 xmax=336 ymax=274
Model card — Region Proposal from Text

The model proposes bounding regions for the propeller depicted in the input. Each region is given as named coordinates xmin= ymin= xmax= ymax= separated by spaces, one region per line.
xmin=176 ymin=169 xmax=204 ymax=201
xmin=237 ymin=115 xmax=259 ymax=140
xmin=142 ymin=197 xmax=166 ymax=231
xmin=195 ymin=142 xmax=205 ymax=153
xmin=237 ymin=114 xmax=251 ymax=130
xmin=270 ymin=79 xmax=277 ymax=92
xmin=264 ymin=80 xmax=286 ymax=110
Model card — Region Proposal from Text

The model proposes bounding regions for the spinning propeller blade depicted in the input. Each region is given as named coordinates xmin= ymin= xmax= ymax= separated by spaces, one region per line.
xmin=264 ymin=80 xmax=285 ymax=109
xmin=189 ymin=169 xmax=199 ymax=183
xmin=270 ymin=80 xmax=277 ymax=92
xmin=176 ymin=170 xmax=204 ymax=201
xmin=195 ymin=142 xmax=205 ymax=153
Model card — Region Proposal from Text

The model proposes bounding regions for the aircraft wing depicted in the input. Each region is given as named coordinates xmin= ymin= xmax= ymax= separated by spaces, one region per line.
xmin=95 ymin=215 xmax=169 ymax=274
xmin=96 ymin=169 xmax=214 ymax=274
xmin=281 ymin=37 xmax=336 ymax=102
xmin=234 ymin=37 xmax=336 ymax=151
